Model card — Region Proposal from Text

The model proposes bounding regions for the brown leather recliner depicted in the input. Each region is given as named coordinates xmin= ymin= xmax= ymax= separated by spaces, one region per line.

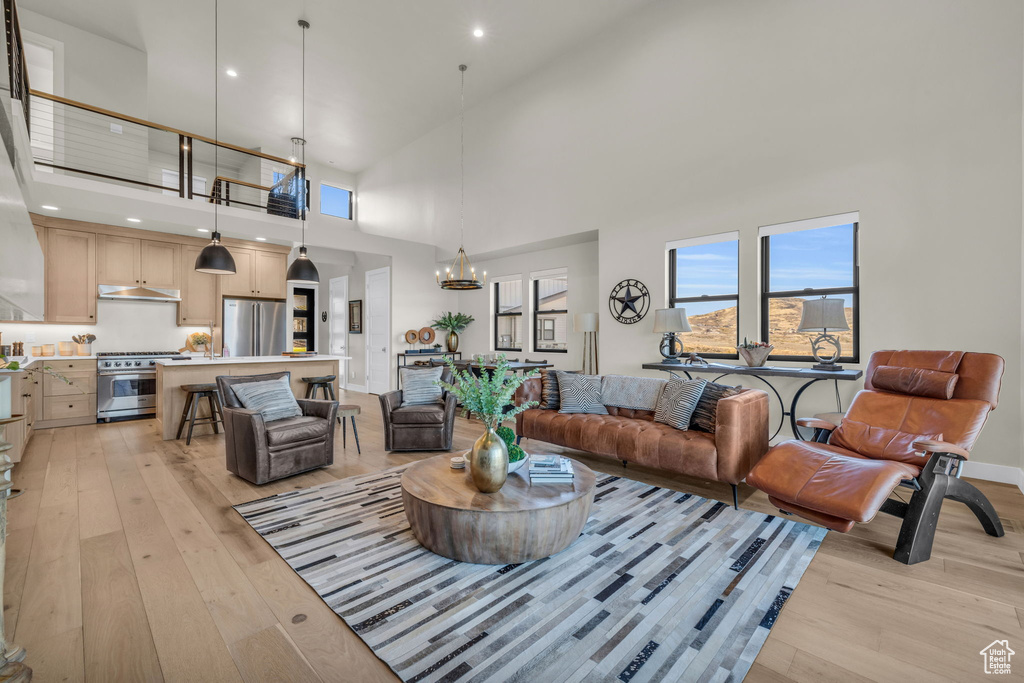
xmin=746 ymin=350 xmax=1005 ymax=564
xmin=216 ymin=371 xmax=338 ymax=485
xmin=379 ymin=367 xmax=457 ymax=452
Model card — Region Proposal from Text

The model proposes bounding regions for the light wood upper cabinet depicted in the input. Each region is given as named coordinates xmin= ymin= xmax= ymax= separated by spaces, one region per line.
xmin=97 ymin=234 xmax=141 ymax=285
xmin=179 ymin=244 xmax=220 ymax=325
xmin=254 ymin=251 xmax=287 ymax=299
xmin=219 ymin=247 xmax=256 ymax=297
xmin=46 ymin=228 xmax=97 ymax=323
xmin=140 ymin=240 xmax=180 ymax=288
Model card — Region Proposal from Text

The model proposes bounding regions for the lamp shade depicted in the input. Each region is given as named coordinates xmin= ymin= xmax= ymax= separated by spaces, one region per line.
xmin=574 ymin=312 xmax=598 ymax=333
xmin=797 ymin=297 xmax=850 ymax=332
xmin=286 ymin=246 xmax=320 ymax=285
xmin=652 ymin=308 xmax=691 ymax=334
xmin=194 ymin=232 xmax=236 ymax=274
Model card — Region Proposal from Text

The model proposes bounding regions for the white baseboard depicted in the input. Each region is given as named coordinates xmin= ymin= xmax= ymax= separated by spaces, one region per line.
xmin=343 ymin=384 xmax=368 ymax=394
xmin=961 ymin=461 xmax=1024 ymax=495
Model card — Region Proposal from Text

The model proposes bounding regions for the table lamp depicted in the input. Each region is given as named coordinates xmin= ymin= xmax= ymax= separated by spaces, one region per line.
xmin=797 ymin=296 xmax=850 ymax=371
xmin=574 ymin=313 xmax=599 ymax=375
xmin=652 ymin=308 xmax=691 ymax=364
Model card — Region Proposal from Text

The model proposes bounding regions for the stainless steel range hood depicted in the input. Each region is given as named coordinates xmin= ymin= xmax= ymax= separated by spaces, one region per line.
xmin=98 ymin=285 xmax=182 ymax=302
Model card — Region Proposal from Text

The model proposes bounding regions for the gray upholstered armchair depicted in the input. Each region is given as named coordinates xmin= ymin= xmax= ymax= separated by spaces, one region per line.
xmin=216 ymin=371 xmax=338 ymax=484
xmin=379 ymin=367 xmax=457 ymax=451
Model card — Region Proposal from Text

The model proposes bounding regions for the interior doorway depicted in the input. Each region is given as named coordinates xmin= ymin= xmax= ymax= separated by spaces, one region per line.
xmin=329 ymin=275 xmax=349 ymax=389
xmin=365 ymin=267 xmax=391 ymax=395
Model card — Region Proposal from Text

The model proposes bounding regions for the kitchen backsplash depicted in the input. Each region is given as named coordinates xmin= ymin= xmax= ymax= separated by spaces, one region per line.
xmin=0 ymin=300 xmax=210 ymax=354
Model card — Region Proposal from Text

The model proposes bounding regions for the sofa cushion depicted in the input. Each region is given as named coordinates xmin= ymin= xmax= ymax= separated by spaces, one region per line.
xmin=654 ymin=377 xmax=707 ymax=430
xmin=540 ymin=369 xmax=570 ymax=409
xmin=690 ymin=381 xmax=743 ymax=433
xmin=391 ymin=403 xmax=446 ymax=425
xmin=265 ymin=415 xmax=329 ymax=447
xmin=557 ymin=372 xmax=608 ymax=415
xmin=400 ymin=366 xmax=444 ymax=406
xmin=601 ymin=375 xmax=667 ymax=411
xmin=231 ymin=375 xmax=302 ymax=423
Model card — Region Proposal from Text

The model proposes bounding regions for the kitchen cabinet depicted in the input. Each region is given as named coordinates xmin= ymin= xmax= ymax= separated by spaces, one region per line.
xmin=45 ymin=228 xmax=97 ymax=323
xmin=179 ymin=244 xmax=220 ymax=325
xmin=38 ymin=359 xmax=97 ymax=428
xmin=98 ymin=235 xmax=180 ymax=289
xmin=254 ymin=251 xmax=288 ymax=298
xmin=220 ymin=247 xmax=256 ymax=297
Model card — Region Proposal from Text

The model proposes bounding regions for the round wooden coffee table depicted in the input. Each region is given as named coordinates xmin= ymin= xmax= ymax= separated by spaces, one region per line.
xmin=401 ymin=454 xmax=596 ymax=564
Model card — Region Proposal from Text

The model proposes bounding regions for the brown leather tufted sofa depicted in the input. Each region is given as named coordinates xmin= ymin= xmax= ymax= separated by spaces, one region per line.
xmin=514 ymin=376 xmax=770 ymax=505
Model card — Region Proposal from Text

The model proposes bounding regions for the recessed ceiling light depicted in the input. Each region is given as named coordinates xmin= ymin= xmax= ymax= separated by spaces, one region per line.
xmin=197 ymin=228 xmax=210 ymax=233
xmin=255 ymin=237 xmax=267 ymax=241
xmin=41 ymin=205 xmax=59 ymax=211
xmin=226 ymin=68 xmax=238 ymax=77
xmin=126 ymin=217 xmax=141 ymax=223
xmin=473 ymin=27 xmax=484 ymax=38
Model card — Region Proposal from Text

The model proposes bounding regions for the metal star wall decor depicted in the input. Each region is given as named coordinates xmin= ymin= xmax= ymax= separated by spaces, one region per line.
xmin=608 ymin=279 xmax=650 ymax=324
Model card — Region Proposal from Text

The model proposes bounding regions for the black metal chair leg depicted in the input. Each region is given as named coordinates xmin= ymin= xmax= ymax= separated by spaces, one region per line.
xmin=945 ymin=476 xmax=1005 ymax=537
xmin=350 ymin=416 xmax=361 ymax=454
xmin=206 ymin=393 xmax=221 ymax=434
xmin=731 ymin=484 xmax=739 ymax=510
xmin=342 ymin=418 xmax=347 ymax=448
xmin=176 ymin=392 xmax=194 ymax=440
xmin=185 ymin=391 xmax=201 ymax=446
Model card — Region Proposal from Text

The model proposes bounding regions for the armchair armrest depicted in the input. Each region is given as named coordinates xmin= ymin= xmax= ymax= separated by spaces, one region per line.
xmin=379 ymin=390 xmax=403 ymax=414
xmin=796 ymin=417 xmax=839 ymax=432
xmin=913 ymin=439 xmax=970 ymax=459
xmin=297 ymin=398 xmax=338 ymax=422
xmin=221 ymin=406 xmax=268 ymax=482
xmin=713 ymin=388 xmax=770 ymax=484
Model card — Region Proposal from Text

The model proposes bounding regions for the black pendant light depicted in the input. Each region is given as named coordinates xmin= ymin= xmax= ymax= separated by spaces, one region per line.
xmin=286 ymin=18 xmax=319 ymax=285
xmin=195 ymin=0 xmax=236 ymax=275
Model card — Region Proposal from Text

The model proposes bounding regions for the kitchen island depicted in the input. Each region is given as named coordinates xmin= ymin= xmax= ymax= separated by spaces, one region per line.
xmin=154 ymin=355 xmax=350 ymax=441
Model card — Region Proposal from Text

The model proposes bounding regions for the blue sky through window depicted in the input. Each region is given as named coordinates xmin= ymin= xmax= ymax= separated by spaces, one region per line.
xmin=768 ymin=223 xmax=855 ymax=306
xmin=321 ymin=183 xmax=352 ymax=219
xmin=674 ymin=240 xmax=738 ymax=299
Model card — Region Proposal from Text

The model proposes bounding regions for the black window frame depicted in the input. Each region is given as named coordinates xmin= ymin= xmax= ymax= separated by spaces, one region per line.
xmin=319 ymin=182 xmax=354 ymax=220
xmin=532 ymin=276 xmax=569 ymax=354
xmin=494 ymin=280 xmax=523 ymax=352
xmin=668 ymin=240 xmax=740 ymax=360
xmin=760 ymin=221 xmax=860 ymax=363
xmin=291 ymin=286 xmax=316 ymax=353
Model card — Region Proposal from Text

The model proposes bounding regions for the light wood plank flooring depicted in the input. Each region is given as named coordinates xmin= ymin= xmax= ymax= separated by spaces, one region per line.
xmin=6 ymin=390 xmax=1022 ymax=682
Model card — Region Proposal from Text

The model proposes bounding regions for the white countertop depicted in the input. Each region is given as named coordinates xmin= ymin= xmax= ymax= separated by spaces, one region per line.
xmin=0 ymin=354 xmax=98 ymax=371
xmin=155 ymin=355 xmax=350 ymax=367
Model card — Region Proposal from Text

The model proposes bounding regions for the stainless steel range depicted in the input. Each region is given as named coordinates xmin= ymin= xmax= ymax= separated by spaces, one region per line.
xmin=97 ymin=351 xmax=189 ymax=422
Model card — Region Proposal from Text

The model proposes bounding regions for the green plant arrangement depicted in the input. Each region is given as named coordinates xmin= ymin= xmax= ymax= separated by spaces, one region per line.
xmin=496 ymin=425 xmax=526 ymax=462
xmin=189 ymin=332 xmax=212 ymax=346
xmin=431 ymin=312 xmax=475 ymax=352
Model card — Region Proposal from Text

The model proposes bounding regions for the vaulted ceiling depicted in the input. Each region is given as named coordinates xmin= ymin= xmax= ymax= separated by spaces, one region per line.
xmin=21 ymin=0 xmax=653 ymax=173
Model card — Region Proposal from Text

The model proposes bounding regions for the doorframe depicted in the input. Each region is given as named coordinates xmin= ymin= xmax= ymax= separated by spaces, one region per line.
xmin=329 ymin=275 xmax=350 ymax=391
xmin=365 ymin=266 xmax=391 ymax=395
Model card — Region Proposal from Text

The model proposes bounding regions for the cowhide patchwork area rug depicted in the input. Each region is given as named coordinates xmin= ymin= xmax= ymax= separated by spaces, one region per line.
xmin=235 ymin=465 xmax=826 ymax=683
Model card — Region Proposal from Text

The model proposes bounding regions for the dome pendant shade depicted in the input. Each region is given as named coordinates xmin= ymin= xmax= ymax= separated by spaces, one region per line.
xmin=195 ymin=232 xmax=236 ymax=274
xmin=286 ymin=246 xmax=320 ymax=284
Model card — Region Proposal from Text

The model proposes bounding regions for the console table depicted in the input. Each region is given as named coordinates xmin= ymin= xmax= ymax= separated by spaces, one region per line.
xmin=396 ymin=351 xmax=462 ymax=388
xmin=641 ymin=361 xmax=862 ymax=440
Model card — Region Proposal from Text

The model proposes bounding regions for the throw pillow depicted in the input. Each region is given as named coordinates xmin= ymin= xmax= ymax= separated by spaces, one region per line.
xmin=231 ymin=376 xmax=303 ymax=423
xmin=601 ymin=375 xmax=668 ymax=411
xmin=654 ymin=376 xmax=707 ymax=430
xmin=556 ymin=371 xmax=608 ymax=415
xmin=400 ymin=366 xmax=444 ymax=406
xmin=540 ymin=368 xmax=576 ymax=409
xmin=689 ymin=381 xmax=743 ymax=433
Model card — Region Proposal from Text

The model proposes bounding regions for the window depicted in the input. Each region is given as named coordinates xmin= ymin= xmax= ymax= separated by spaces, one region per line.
xmin=760 ymin=214 xmax=859 ymax=361
xmin=668 ymin=233 xmax=739 ymax=358
xmin=494 ymin=279 xmax=523 ymax=352
xmin=533 ymin=272 xmax=568 ymax=353
xmin=320 ymin=183 xmax=353 ymax=219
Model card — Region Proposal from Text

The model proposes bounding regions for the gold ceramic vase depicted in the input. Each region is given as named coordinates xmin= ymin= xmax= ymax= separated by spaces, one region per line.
xmin=469 ymin=426 xmax=508 ymax=493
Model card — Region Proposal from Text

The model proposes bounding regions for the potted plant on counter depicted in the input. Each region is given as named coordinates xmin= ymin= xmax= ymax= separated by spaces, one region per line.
xmin=431 ymin=312 xmax=474 ymax=353
xmin=438 ymin=355 xmax=538 ymax=492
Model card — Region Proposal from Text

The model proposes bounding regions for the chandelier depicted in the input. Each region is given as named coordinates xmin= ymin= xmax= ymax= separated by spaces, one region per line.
xmin=436 ymin=64 xmax=485 ymax=291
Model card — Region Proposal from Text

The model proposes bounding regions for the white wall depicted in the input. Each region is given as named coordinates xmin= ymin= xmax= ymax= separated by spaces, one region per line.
xmin=454 ymin=240 xmax=598 ymax=372
xmin=357 ymin=0 xmax=1024 ymax=471
xmin=0 ymin=299 xmax=208 ymax=353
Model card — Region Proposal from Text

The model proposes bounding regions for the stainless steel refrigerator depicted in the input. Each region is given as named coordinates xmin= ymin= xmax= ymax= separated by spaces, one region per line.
xmin=222 ymin=298 xmax=288 ymax=357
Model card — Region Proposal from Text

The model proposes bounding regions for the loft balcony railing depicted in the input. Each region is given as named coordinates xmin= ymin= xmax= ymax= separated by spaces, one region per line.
xmin=3 ymin=0 xmax=30 ymax=133
xmin=26 ymin=90 xmax=307 ymax=218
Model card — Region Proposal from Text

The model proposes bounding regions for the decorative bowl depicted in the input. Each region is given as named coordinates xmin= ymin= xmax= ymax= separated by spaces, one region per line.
xmin=737 ymin=345 xmax=774 ymax=367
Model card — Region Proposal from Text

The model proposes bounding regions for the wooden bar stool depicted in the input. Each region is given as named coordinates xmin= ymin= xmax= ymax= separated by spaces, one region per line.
xmin=175 ymin=383 xmax=224 ymax=446
xmin=338 ymin=405 xmax=361 ymax=454
xmin=301 ymin=375 xmax=341 ymax=423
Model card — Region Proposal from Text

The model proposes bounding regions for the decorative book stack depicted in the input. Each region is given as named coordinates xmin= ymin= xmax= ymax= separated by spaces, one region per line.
xmin=529 ymin=455 xmax=575 ymax=483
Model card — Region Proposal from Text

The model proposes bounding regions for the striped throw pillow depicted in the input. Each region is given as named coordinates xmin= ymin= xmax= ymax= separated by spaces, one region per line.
xmin=231 ymin=376 xmax=303 ymax=423
xmin=540 ymin=369 xmax=576 ymax=409
xmin=556 ymin=372 xmax=608 ymax=415
xmin=689 ymin=381 xmax=743 ymax=433
xmin=654 ymin=377 xmax=707 ymax=430
xmin=400 ymin=366 xmax=444 ymax=406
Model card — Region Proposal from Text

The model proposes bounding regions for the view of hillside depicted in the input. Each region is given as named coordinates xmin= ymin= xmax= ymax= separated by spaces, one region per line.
xmin=683 ymin=297 xmax=854 ymax=357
